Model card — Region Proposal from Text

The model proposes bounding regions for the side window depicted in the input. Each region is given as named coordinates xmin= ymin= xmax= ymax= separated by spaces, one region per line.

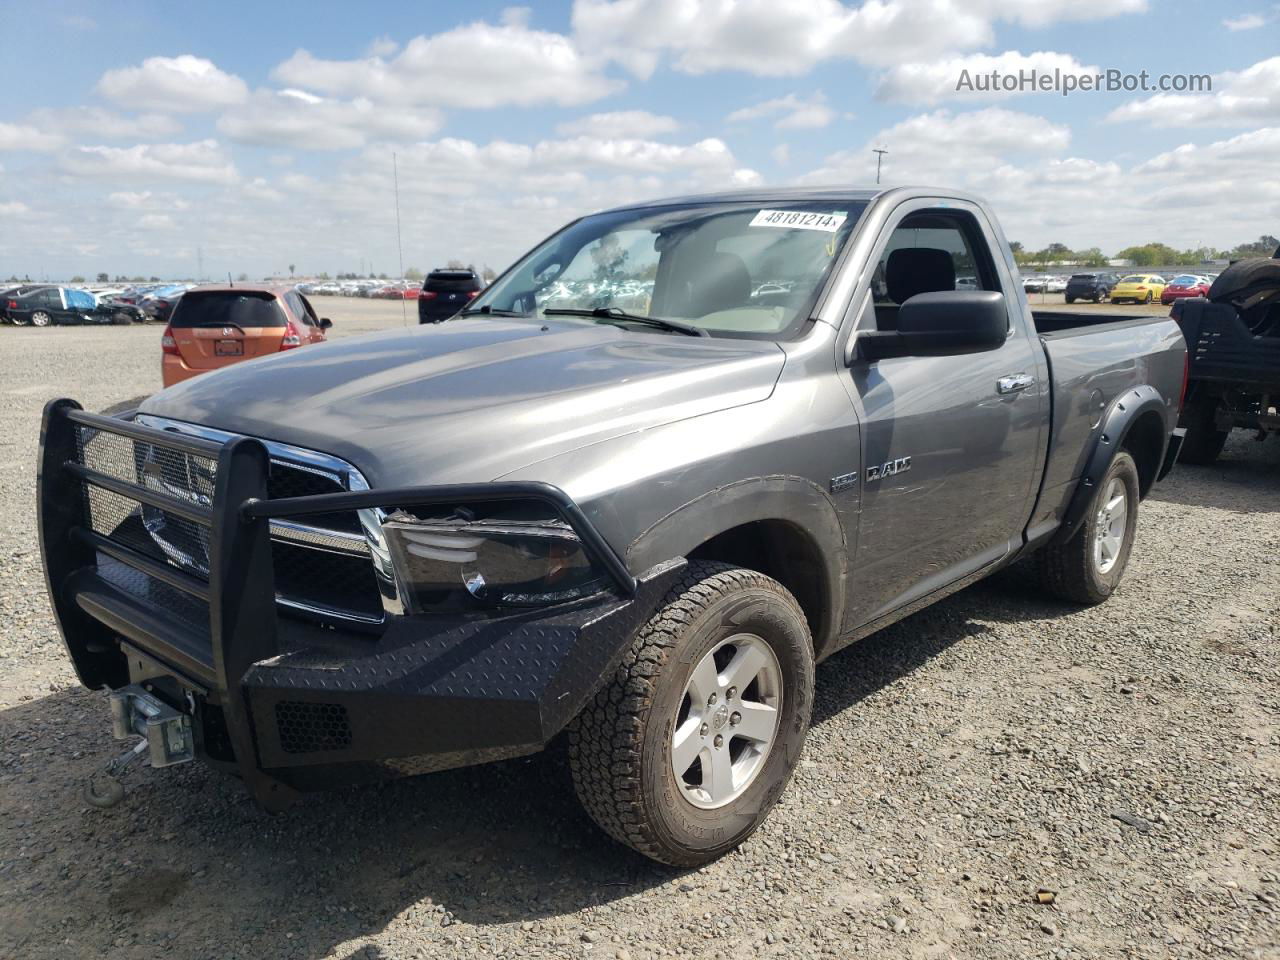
xmin=870 ymin=210 xmax=1000 ymax=331
xmin=286 ymin=292 xmax=313 ymax=325
xmin=297 ymin=294 xmax=318 ymax=323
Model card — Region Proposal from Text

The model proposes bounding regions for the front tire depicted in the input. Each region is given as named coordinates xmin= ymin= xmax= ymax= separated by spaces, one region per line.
xmin=569 ymin=561 xmax=814 ymax=867
xmin=1036 ymin=451 xmax=1140 ymax=605
xmin=1065 ymin=296 xmax=1075 ymax=304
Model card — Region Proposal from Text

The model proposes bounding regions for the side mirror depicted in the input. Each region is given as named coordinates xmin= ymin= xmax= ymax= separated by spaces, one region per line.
xmin=856 ymin=290 xmax=1008 ymax=362
xmin=318 ymin=317 xmax=333 ymax=330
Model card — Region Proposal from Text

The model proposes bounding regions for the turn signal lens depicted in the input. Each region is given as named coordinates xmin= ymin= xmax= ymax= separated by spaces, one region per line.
xmin=160 ymin=325 xmax=179 ymax=355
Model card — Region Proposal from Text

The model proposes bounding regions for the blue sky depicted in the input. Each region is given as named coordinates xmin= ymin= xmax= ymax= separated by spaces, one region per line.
xmin=1 ymin=0 xmax=1277 ymax=279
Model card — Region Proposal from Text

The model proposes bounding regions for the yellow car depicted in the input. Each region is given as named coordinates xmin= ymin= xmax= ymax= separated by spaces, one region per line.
xmin=1110 ymin=274 xmax=1167 ymax=305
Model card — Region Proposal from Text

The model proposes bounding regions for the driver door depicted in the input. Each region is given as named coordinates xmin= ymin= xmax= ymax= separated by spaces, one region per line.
xmin=841 ymin=201 xmax=1048 ymax=628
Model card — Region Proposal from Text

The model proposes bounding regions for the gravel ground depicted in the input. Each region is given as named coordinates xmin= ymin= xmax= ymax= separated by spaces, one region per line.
xmin=1 ymin=298 xmax=1277 ymax=960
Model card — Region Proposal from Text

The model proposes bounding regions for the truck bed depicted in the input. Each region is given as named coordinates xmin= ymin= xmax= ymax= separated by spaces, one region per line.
xmin=1026 ymin=311 xmax=1186 ymax=543
xmin=1031 ymin=310 xmax=1168 ymax=337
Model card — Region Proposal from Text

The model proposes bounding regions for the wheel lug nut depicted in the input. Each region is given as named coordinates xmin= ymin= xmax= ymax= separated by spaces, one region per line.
xmin=699 ymin=723 xmax=709 ymax=737
xmin=726 ymin=686 xmax=737 ymax=700
xmin=730 ymin=711 xmax=741 ymax=726
xmin=707 ymin=693 xmax=717 ymax=707
xmin=713 ymin=734 xmax=724 ymax=748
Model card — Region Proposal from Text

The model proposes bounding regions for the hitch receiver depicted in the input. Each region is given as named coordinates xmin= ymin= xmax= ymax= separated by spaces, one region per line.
xmin=109 ymin=685 xmax=194 ymax=768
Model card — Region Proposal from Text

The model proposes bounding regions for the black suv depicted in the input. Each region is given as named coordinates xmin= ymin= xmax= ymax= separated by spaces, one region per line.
xmin=418 ymin=269 xmax=482 ymax=324
xmin=1064 ymin=273 xmax=1117 ymax=303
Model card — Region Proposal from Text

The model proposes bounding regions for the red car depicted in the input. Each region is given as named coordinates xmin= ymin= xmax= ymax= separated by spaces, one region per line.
xmin=1161 ymin=274 xmax=1210 ymax=305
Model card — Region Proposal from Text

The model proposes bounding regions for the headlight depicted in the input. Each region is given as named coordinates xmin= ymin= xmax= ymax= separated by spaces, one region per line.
xmin=383 ymin=514 xmax=608 ymax=612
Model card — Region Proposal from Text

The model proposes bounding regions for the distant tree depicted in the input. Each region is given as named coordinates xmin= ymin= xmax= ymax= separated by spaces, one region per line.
xmin=130 ymin=275 xmax=145 ymax=282
xmin=404 ymin=266 xmax=424 ymax=281
xmin=317 ymin=271 xmax=330 ymax=280
xmin=1074 ymin=247 xmax=1108 ymax=267
xmin=96 ymin=272 xmax=109 ymax=283
xmin=377 ymin=272 xmax=388 ymax=279
xmin=1008 ymin=241 xmax=1024 ymax=256
xmin=1114 ymin=243 xmax=1182 ymax=267
xmin=445 ymin=259 xmax=466 ymax=269
xmin=1045 ymin=242 xmax=1071 ymax=259
xmin=481 ymin=265 xmax=496 ymax=283
xmin=236 ymin=272 xmax=249 ymax=281
xmin=148 ymin=276 xmax=160 ymax=282
xmin=288 ymin=263 xmax=296 ymax=277
xmin=70 ymin=275 xmax=86 ymax=283
xmin=1229 ymin=235 xmax=1280 ymax=259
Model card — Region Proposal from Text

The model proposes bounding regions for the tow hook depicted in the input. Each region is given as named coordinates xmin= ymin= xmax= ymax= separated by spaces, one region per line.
xmin=83 ymin=685 xmax=195 ymax=809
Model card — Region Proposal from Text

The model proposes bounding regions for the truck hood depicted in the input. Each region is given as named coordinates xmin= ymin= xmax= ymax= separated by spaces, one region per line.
xmin=139 ymin=318 xmax=786 ymax=485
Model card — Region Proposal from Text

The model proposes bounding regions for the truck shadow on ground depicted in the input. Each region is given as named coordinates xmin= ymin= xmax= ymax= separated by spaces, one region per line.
xmin=0 ymin=572 xmax=1074 ymax=959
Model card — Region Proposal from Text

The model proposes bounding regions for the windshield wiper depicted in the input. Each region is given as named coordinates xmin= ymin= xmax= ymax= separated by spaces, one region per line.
xmin=542 ymin=307 xmax=708 ymax=338
xmin=459 ymin=305 xmax=530 ymax=318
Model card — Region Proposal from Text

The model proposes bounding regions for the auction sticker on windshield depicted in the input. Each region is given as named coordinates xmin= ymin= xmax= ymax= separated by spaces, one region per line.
xmin=749 ymin=209 xmax=847 ymax=232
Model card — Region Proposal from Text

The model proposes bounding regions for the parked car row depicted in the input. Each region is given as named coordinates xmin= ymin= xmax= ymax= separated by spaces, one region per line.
xmin=1025 ymin=271 xmax=1217 ymax=305
xmin=0 ymin=284 xmax=146 ymax=326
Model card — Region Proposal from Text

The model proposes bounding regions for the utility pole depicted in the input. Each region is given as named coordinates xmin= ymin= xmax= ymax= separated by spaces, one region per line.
xmin=873 ymin=147 xmax=889 ymax=185
xmin=197 ymin=246 xmax=204 ymax=282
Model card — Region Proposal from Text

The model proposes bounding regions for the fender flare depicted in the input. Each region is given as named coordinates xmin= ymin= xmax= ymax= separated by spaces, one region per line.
xmin=1052 ymin=385 xmax=1169 ymax=545
xmin=625 ymin=475 xmax=848 ymax=656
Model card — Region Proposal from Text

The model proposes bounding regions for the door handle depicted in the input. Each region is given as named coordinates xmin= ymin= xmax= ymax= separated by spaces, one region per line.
xmin=997 ymin=373 xmax=1035 ymax=394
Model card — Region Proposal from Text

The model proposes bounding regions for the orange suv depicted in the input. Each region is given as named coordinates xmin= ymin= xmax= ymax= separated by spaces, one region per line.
xmin=161 ymin=285 xmax=331 ymax=387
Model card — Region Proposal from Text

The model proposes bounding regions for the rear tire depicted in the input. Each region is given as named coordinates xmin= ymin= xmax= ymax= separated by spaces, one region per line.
xmin=1179 ymin=396 xmax=1229 ymax=465
xmin=110 ymin=312 xmax=133 ymax=326
xmin=30 ymin=310 xmax=51 ymax=327
xmin=568 ymin=561 xmax=814 ymax=867
xmin=1144 ymin=291 xmax=1153 ymax=304
xmin=1036 ymin=451 xmax=1140 ymax=605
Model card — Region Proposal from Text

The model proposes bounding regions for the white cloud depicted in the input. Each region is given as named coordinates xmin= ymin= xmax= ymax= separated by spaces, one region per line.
xmin=1223 ymin=12 xmax=1266 ymax=30
xmin=0 ymin=201 xmax=30 ymax=216
xmin=876 ymin=51 xmax=1099 ymax=105
xmin=60 ymin=139 xmax=239 ymax=184
xmin=218 ymin=89 xmax=444 ymax=150
xmin=571 ymin=0 xmax=1146 ymax=76
xmin=1107 ymin=56 xmax=1280 ymax=128
xmin=801 ymin=107 xmax=1069 ymax=185
xmin=273 ymin=19 xmax=621 ymax=108
xmin=0 ymin=122 xmax=66 ymax=152
xmin=25 ymin=106 xmax=181 ymax=140
xmin=727 ymin=92 xmax=834 ymax=129
xmin=556 ymin=110 xmax=680 ymax=138
xmin=96 ymin=55 xmax=249 ymax=112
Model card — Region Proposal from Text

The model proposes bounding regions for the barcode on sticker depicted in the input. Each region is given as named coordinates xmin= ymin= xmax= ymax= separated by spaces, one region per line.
xmin=749 ymin=209 xmax=847 ymax=232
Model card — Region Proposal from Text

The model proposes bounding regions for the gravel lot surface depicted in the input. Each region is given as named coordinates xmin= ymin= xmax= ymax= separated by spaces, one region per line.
xmin=1 ymin=297 xmax=1277 ymax=959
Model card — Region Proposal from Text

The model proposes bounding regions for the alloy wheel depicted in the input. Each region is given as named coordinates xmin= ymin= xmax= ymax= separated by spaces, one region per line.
xmin=1093 ymin=478 xmax=1128 ymax=574
xmin=671 ymin=633 xmax=782 ymax=810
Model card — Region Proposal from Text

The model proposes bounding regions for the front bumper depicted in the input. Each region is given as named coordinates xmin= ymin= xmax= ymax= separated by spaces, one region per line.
xmin=38 ymin=399 xmax=676 ymax=809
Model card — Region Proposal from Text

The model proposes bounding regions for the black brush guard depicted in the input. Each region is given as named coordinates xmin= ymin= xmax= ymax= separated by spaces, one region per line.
xmin=39 ymin=398 xmax=680 ymax=810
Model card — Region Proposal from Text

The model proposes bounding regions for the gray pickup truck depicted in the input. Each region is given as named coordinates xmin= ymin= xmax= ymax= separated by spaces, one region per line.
xmin=39 ymin=186 xmax=1186 ymax=866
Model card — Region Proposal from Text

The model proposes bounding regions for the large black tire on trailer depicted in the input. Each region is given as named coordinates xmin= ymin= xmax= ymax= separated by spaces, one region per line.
xmin=1179 ymin=396 xmax=1229 ymax=465
xmin=1036 ymin=451 xmax=1141 ymax=605
xmin=1209 ymin=257 xmax=1280 ymax=304
xmin=569 ymin=561 xmax=814 ymax=867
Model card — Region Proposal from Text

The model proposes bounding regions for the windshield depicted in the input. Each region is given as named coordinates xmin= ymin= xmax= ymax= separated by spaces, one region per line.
xmin=469 ymin=199 xmax=866 ymax=338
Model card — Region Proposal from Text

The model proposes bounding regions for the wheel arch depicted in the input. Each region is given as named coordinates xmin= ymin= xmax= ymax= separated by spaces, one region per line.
xmin=626 ymin=476 xmax=847 ymax=659
xmin=1052 ymin=386 xmax=1170 ymax=544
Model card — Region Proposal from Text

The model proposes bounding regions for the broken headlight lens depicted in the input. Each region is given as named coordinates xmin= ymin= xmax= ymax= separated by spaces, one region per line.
xmin=383 ymin=516 xmax=608 ymax=612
